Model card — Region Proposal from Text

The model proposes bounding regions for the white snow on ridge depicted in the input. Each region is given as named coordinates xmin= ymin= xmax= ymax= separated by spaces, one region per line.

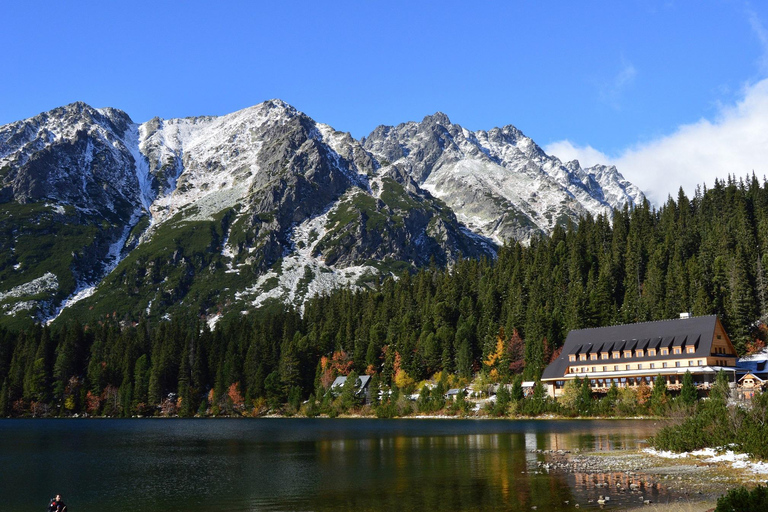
xmin=138 ymin=103 xmax=299 ymax=225
xmin=124 ymin=124 xmax=155 ymax=212
xmin=4 ymin=301 xmax=37 ymax=316
xmin=236 ymin=200 xmax=380 ymax=311
xmin=314 ymin=123 xmax=371 ymax=191
xmin=0 ymin=272 xmax=58 ymax=302
xmin=367 ymin=116 xmax=644 ymax=244
xmin=422 ymin=158 xmax=581 ymax=241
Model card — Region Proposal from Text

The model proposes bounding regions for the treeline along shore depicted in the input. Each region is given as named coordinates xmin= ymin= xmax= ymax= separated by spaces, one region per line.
xmin=4 ymin=175 xmax=768 ymax=420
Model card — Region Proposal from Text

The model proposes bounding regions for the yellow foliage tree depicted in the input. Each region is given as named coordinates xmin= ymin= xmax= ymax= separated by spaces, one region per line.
xmin=484 ymin=328 xmax=506 ymax=382
xmin=393 ymin=351 xmax=416 ymax=392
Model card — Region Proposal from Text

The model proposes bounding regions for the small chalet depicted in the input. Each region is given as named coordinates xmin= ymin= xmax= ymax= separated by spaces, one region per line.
xmin=445 ymin=388 xmax=463 ymax=399
xmin=330 ymin=375 xmax=372 ymax=404
xmin=736 ymin=369 xmax=767 ymax=399
xmin=735 ymin=353 xmax=768 ymax=399
xmin=541 ymin=314 xmax=738 ymax=398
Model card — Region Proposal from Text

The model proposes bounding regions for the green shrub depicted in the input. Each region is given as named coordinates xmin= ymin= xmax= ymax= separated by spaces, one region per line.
xmin=716 ymin=485 xmax=768 ymax=512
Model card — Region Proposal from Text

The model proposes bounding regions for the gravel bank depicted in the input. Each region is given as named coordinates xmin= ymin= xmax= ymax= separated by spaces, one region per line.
xmin=530 ymin=448 xmax=766 ymax=510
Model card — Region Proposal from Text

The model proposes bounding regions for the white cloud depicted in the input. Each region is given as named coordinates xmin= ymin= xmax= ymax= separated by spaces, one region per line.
xmin=599 ymin=60 xmax=637 ymax=110
xmin=545 ymin=78 xmax=768 ymax=205
xmin=544 ymin=140 xmax=611 ymax=169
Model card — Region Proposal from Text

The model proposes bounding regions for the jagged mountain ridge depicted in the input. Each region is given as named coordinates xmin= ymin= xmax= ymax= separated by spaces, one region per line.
xmin=363 ymin=113 xmax=643 ymax=243
xmin=0 ymin=100 xmax=643 ymax=326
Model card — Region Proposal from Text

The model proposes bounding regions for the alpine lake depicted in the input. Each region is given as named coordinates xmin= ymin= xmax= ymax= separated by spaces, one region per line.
xmin=1 ymin=418 xmax=684 ymax=511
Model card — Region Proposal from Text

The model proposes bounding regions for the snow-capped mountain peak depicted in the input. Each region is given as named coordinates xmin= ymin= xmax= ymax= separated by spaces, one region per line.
xmin=363 ymin=115 xmax=644 ymax=243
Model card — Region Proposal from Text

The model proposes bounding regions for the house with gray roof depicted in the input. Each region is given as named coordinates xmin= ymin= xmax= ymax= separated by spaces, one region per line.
xmin=541 ymin=314 xmax=738 ymax=398
xmin=330 ymin=375 xmax=372 ymax=404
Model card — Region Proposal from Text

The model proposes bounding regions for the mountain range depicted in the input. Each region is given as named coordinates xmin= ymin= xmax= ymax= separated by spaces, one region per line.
xmin=0 ymin=100 xmax=644 ymax=327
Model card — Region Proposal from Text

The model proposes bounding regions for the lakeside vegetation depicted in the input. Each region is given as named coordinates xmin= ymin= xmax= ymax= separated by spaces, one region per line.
xmin=652 ymin=370 xmax=768 ymax=460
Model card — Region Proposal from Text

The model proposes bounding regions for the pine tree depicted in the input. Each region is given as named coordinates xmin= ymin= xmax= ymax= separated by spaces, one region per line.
xmin=577 ymin=377 xmax=592 ymax=416
xmin=679 ymin=370 xmax=697 ymax=405
xmin=650 ymin=375 xmax=669 ymax=414
xmin=132 ymin=355 xmax=149 ymax=409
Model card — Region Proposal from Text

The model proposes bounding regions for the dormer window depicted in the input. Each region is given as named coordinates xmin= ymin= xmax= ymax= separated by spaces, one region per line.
xmin=569 ymin=355 xmax=576 ymax=362
xmin=624 ymin=350 xmax=632 ymax=358
xmin=601 ymin=352 xmax=609 ymax=360
xmin=661 ymin=348 xmax=669 ymax=356
xmin=579 ymin=354 xmax=587 ymax=361
xmin=635 ymin=349 xmax=644 ymax=357
xmin=590 ymin=353 xmax=598 ymax=361
xmin=612 ymin=351 xmax=620 ymax=359
xmin=648 ymin=349 xmax=656 ymax=357
xmin=673 ymin=348 xmax=681 ymax=355
xmin=686 ymin=346 xmax=695 ymax=354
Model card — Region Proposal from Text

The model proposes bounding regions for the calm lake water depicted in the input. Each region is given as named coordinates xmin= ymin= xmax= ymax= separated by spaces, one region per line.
xmin=0 ymin=418 xmax=670 ymax=511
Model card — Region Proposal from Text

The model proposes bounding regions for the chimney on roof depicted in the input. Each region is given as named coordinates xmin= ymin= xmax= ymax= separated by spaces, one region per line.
xmin=679 ymin=312 xmax=691 ymax=319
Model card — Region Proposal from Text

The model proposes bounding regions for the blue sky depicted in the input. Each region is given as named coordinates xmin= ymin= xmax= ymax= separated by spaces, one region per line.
xmin=3 ymin=1 xmax=768 ymax=203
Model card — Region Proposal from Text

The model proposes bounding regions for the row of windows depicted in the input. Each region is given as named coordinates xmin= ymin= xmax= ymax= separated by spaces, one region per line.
xmin=596 ymin=376 xmax=654 ymax=386
xmin=554 ymin=375 xmax=684 ymax=388
xmin=569 ymin=360 xmax=705 ymax=374
xmin=569 ymin=346 xmax=695 ymax=362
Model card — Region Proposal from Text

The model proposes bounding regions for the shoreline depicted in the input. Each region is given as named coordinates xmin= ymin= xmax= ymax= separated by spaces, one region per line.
xmin=1 ymin=412 xmax=668 ymax=420
xmin=534 ymin=446 xmax=768 ymax=511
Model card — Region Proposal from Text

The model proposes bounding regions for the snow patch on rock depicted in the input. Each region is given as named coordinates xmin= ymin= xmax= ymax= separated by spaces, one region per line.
xmin=0 ymin=272 xmax=58 ymax=302
xmin=236 ymin=202 xmax=380 ymax=310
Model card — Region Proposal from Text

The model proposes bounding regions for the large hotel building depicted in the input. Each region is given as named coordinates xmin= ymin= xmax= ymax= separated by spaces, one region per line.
xmin=541 ymin=314 xmax=738 ymax=398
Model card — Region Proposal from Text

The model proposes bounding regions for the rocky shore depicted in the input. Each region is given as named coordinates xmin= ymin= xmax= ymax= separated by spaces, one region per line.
xmin=528 ymin=447 xmax=768 ymax=510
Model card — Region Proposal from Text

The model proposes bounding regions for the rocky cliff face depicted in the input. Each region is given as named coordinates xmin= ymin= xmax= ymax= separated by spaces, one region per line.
xmin=0 ymin=101 xmax=642 ymax=327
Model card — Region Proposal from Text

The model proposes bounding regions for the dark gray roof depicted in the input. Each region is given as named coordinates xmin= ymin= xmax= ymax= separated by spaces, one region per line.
xmin=542 ymin=315 xmax=721 ymax=380
xmin=331 ymin=375 xmax=371 ymax=392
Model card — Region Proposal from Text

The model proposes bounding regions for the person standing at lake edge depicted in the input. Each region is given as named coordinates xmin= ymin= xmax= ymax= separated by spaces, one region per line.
xmin=48 ymin=494 xmax=67 ymax=512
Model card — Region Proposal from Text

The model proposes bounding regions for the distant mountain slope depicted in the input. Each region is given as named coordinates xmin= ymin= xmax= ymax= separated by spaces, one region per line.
xmin=0 ymin=101 xmax=643 ymax=327
xmin=363 ymin=113 xmax=643 ymax=243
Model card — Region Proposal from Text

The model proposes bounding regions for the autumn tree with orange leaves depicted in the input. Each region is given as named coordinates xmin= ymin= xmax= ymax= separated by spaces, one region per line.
xmin=318 ymin=351 xmax=354 ymax=390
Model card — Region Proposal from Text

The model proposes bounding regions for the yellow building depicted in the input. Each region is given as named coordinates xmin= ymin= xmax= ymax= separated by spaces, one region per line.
xmin=541 ymin=314 xmax=737 ymax=398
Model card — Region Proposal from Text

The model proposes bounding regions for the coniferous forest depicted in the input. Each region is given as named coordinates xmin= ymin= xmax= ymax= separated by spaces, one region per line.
xmin=2 ymin=175 xmax=768 ymax=417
